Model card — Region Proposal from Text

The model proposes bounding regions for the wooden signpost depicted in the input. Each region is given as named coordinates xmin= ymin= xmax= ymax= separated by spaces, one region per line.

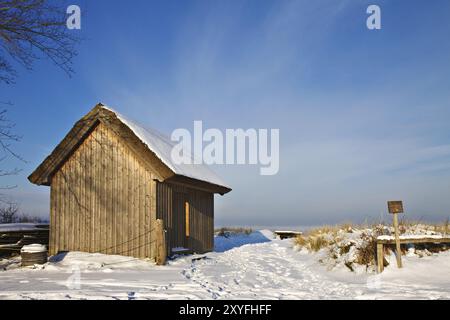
xmin=387 ymin=201 xmax=404 ymax=268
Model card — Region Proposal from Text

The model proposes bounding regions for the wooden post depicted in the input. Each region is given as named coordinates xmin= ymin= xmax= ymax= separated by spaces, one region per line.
xmin=377 ymin=242 xmax=384 ymax=273
xmin=387 ymin=201 xmax=404 ymax=269
xmin=392 ymin=213 xmax=403 ymax=268
xmin=162 ymin=227 xmax=167 ymax=262
xmin=155 ymin=219 xmax=167 ymax=265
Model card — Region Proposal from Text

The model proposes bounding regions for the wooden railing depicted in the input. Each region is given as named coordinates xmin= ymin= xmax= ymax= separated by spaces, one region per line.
xmin=0 ymin=225 xmax=49 ymax=255
xmin=376 ymin=236 xmax=450 ymax=273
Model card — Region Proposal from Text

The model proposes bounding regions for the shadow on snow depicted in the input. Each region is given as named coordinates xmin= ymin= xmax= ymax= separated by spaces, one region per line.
xmin=214 ymin=231 xmax=272 ymax=253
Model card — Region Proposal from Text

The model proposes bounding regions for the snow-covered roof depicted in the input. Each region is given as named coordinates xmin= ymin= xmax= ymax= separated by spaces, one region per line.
xmin=102 ymin=105 xmax=230 ymax=190
xmin=28 ymin=103 xmax=231 ymax=193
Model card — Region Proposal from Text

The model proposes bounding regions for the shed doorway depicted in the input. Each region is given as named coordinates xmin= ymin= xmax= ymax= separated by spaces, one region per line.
xmin=172 ymin=191 xmax=190 ymax=251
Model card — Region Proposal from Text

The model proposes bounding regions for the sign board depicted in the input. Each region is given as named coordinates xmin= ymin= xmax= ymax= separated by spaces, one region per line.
xmin=387 ymin=201 xmax=404 ymax=214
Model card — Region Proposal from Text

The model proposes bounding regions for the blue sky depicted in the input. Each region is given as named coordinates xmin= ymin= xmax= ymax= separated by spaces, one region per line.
xmin=1 ymin=0 xmax=450 ymax=226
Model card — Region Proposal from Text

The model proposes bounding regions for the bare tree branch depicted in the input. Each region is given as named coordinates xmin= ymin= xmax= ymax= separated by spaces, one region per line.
xmin=0 ymin=0 xmax=79 ymax=84
xmin=0 ymin=108 xmax=23 ymax=193
xmin=0 ymin=1 xmax=80 ymax=203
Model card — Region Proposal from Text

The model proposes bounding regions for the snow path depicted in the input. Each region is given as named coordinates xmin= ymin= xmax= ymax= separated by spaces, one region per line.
xmin=180 ymin=240 xmax=357 ymax=299
xmin=1 ymin=231 xmax=449 ymax=300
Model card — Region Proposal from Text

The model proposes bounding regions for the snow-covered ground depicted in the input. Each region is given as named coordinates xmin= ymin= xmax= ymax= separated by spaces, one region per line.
xmin=0 ymin=223 xmax=48 ymax=232
xmin=0 ymin=230 xmax=449 ymax=300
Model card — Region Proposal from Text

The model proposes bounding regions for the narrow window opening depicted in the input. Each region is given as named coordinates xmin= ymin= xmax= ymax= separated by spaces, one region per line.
xmin=185 ymin=201 xmax=190 ymax=237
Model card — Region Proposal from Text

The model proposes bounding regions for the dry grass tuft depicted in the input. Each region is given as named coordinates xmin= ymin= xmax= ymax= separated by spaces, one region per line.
xmin=356 ymin=238 xmax=376 ymax=265
xmin=309 ymin=235 xmax=330 ymax=252
xmin=433 ymin=218 xmax=449 ymax=235
xmin=294 ymin=235 xmax=308 ymax=247
xmin=294 ymin=234 xmax=330 ymax=252
xmin=305 ymin=225 xmax=339 ymax=237
xmin=305 ymin=222 xmax=357 ymax=237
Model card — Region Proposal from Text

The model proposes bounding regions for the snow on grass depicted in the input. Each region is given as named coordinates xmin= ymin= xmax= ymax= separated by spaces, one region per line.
xmin=0 ymin=256 xmax=21 ymax=271
xmin=0 ymin=223 xmax=47 ymax=232
xmin=294 ymin=223 xmax=450 ymax=273
xmin=377 ymin=234 xmax=447 ymax=240
xmin=45 ymin=252 xmax=156 ymax=272
xmin=0 ymin=229 xmax=449 ymax=300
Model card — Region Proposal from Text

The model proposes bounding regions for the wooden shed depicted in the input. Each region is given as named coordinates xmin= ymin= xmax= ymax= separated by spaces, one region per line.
xmin=28 ymin=103 xmax=231 ymax=261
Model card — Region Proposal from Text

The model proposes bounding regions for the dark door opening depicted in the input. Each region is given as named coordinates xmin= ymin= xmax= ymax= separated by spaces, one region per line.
xmin=172 ymin=191 xmax=189 ymax=250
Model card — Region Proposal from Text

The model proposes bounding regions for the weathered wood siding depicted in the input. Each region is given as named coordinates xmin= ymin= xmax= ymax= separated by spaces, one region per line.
xmin=49 ymin=122 xmax=157 ymax=259
xmin=156 ymin=182 xmax=214 ymax=254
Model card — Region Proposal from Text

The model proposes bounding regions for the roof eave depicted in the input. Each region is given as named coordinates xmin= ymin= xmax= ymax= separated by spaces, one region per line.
xmin=166 ymin=175 xmax=232 ymax=195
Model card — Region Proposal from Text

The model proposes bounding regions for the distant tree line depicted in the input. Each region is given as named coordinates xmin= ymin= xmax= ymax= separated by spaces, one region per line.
xmin=0 ymin=203 xmax=46 ymax=224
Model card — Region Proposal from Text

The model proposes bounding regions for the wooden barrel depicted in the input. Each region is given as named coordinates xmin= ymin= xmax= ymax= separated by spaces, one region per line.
xmin=21 ymin=244 xmax=48 ymax=266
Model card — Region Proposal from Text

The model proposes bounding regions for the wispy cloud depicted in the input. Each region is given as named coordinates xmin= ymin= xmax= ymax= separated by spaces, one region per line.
xmin=8 ymin=0 xmax=450 ymax=224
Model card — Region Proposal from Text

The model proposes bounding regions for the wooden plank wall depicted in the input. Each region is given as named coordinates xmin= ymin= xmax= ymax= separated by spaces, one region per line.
xmin=156 ymin=182 xmax=214 ymax=254
xmin=49 ymin=123 xmax=156 ymax=259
